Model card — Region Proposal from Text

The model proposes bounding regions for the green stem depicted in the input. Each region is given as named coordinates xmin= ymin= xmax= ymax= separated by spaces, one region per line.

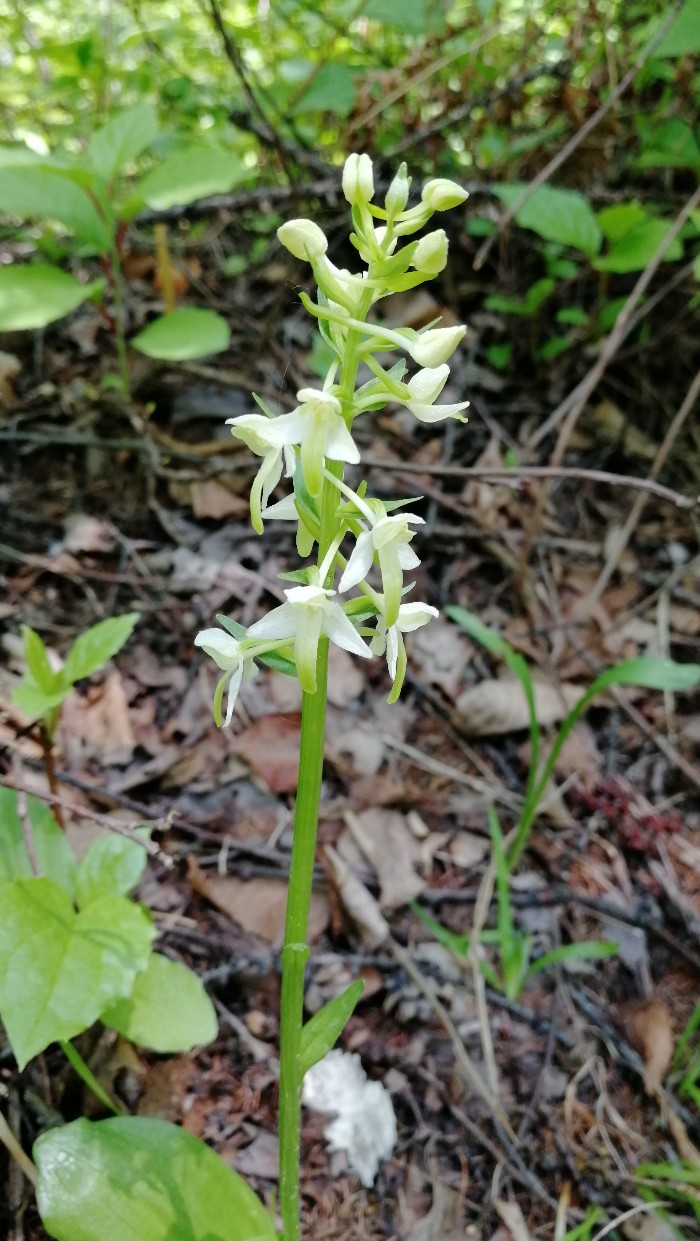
xmin=60 ymin=1040 xmax=124 ymax=1116
xmin=108 ymin=242 xmax=131 ymax=402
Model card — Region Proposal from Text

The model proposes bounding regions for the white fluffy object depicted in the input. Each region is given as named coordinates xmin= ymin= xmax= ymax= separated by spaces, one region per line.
xmin=301 ymin=1049 xmax=396 ymax=1187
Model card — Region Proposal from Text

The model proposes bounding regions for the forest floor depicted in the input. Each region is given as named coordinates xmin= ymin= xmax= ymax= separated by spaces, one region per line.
xmin=1 ymin=214 xmax=699 ymax=1241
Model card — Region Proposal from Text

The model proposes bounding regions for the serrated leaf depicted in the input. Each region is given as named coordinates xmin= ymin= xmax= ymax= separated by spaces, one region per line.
xmin=0 ymin=878 xmax=154 ymax=1067
xmin=88 ymin=104 xmax=159 ymax=180
xmin=493 ymin=184 xmax=601 ymax=257
xmin=35 ymin=1117 xmax=277 ymax=1241
xmin=131 ymin=309 xmax=230 ymax=360
xmin=21 ymin=626 xmax=60 ymax=693
xmin=0 ymin=166 xmax=111 ymax=250
xmin=102 ymin=954 xmax=217 ymax=1052
xmin=76 ymin=834 xmax=148 ymax=909
xmin=0 ymin=266 xmax=100 ymax=332
xmin=138 ymin=148 xmax=246 ymax=210
xmin=300 ymin=980 xmax=364 ymax=1077
xmin=63 ymin=613 xmax=139 ymax=686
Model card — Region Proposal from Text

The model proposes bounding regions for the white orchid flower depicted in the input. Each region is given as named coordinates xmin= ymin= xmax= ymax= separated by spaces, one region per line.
xmin=225 ymin=413 xmax=296 ymax=534
xmin=371 ymin=601 xmax=439 ymax=703
xmin=339 ymin=508 xmax=424 ymax=628
xmin=194 ymin=628 xmax=258 ymax=727
xmin=277 ymin=388 xmax=359 ymax=499
xmin=403 ymin=365 xmax=470 ymax=424
xmin=248 ymin=583 xmax=371 ymax=695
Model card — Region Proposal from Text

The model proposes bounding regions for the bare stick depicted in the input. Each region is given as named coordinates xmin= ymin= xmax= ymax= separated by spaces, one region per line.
xmin=0 ymin=1111 xmax=36 ymax=1186
xmin=473 ymin=0 xmax=684 ymax=271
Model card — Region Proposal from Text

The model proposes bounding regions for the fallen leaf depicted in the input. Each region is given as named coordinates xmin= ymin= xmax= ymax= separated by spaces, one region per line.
xmin=406 ymin=1181 xmax=464 ymax=1241
xmin=235 ymin=714 xmax=302 ymax=793
xmin=494 ymin=1199 xmax=532 ymax=1241
xmin=59 ymin=672 xmax=135 ymax=765
xmin=622 ymin=1000 xmax=674 ymax=1094
xmin=410 ymin=617 xmax=471 ymax=698
xmin=189 ymin=479 xmax=249 ymax=520
xmin=325 ymin=846 xmax=390 ymax=950
xmin=449 ymin=831 xmax=490 ymax=869
xmin=326 ymin=645 xmax=365 ymax=707
xmin=455 ymin=678 xmax=583 ymax=736
xmin=233 ymin=1131 xmax=279 ymax=1180
xmin=344 ymin=809 xmax=425 ymax=909
xmin=188 ymin=859 xmax=329 ymax=948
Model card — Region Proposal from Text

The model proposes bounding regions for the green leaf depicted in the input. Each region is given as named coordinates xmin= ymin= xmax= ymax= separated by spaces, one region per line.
xmin=412 ymin=903 xmax=469 ymax=956
xmin=656 ymin=0 xmax=700 ymax=56
xmin=0 ymin=166 xmax=111 ymax=250
xmin=102 ymin=954 xmax=217 ymax=1052
xmin=597 ymin=202 xmax=650 ymax=242
xmin=365 ymin=0 xmax=436 ymax=35
xmin=76 ymin=834 xmax=148 ymax=909
xmin=299 ymin=981 xmax=364 ymax=1077
xmin=88 ymin=104 xmax=159 ymax=180
xmin=0 ymin=786 xmax=33 ymax=882
xmin=63 ymin=613 xmax=139 ymax=686
xmin=529 ymin=940 xmax=618 ymax=977
xmin=0 ymin=878 xmax=154 ymax=1067
xmin=35 ymin=1117 xmax=277 ymax=1241
xmin=27 ymin=798 xmax=77 ymax=899
xmin=21 ymin=626 xmax=57 ymax=692
xmin=138 ymin=148 xmax=246 ymax=210
xmin=636 ymin=118 xmax=700 ymax=170
xmin=0 ymin=266 xmax=100 ymax=332
xmin=590 ymin=656 xmax=700 ymax=694
xmin=594 ymin=218 xmax=683 ymax=273
xmin=11 ymin=680 xmax=67 ymax=720
xmin=493 ymin=184 xmax=601 ymax=257
xmin=131 ymin=309 xmax=230 ymax=360
xmin=291 ymin=64 xmax=357 ymax=116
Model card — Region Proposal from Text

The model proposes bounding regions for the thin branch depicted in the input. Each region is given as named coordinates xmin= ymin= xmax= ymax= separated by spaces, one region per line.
xmin=473 ymin=0 xmax=685 ymax=270
xmin=361 ymin=458 xmax=697 ymax=509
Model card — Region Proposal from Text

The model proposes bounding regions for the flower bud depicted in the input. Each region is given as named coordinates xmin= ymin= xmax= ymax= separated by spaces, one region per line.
xmin=342 ymin=153 xmax=374 ymax=206
xmin=412 ymin=229 xmax=448 ymax=276
xmin=411 ymin=325 xmax=466 ymax=367
xmin=421 ymin=178 xmax=468 ymax=211
xmin=277 ymin=218 xmax=328 ymax=262
xmin=385 ymin=162 xmax=410 ymax=218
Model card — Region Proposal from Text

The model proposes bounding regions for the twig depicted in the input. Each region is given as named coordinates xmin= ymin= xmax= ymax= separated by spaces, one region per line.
xmin=361 ymin=458 xmax=697 ymax=509
xmin=586 ymin=366 xmax=700 ymax=610
xmin=526 ymin=180 xmax=700 ymax=454
xmin=0 ymin=1109 xmax=36 ymax=1186
xmin=473 ymin=0 xmax=684 ymax=270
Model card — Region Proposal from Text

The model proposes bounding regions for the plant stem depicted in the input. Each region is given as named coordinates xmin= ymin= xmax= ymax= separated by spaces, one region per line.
xmin=109 ymin=242 xmax=131 ymax=401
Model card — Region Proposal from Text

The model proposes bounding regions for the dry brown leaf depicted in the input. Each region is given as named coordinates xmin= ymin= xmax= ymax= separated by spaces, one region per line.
xmin=456 ymin=678 xmax=583 ymax=736
xmin=59 ymin=672 xmax=135 ymax=765
xmin=188 ymin=859 xmax=329 ymax=948
xmin=448 ymin=831 xmax=490 ymax=869
xmin=325 ymin=845 xmax=390 ymax=950
xmin=234 ymin=1131 xmax=279 ymax=1180
xmin=409 ymin=617 xmax=471 ymax=698
xmin=326 ymin=645 xmax=365 ymax=707
xmin=60 ymin=514 xmax=117 ymax=554
xmin=494 ymin=1199 xmax=532 ymax=1241
xmin=189 ymin=480 xmax=249 ymax=520
xmin=623 ymin=1000 xmax=675 ymax=1094
xmin=234 ymin=714 xmax=302 ymax=793
xmin=622 ymin=1214 xmax=678 ymax=1241
xmin=406 ymin=1181 xmax=464 ymax=1241
xmin=344 ymin=809 xmax=425 ymax=909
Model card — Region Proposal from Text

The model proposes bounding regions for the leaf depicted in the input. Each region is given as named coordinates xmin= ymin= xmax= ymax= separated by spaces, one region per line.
xmin=102 ymin=954 xmax=217 ymax=1052
xmin=0 ymin=266 xmax=100 ymax=332
xmin=27 ymin=798 xmax=77 ymax=899
xmin=594 ymin=218 xmax=683 ymax=273
xmin=131 ymin=309 xmax=230 ymax=360
xmin=88 ymin=104 xmax=159 ymax=180
xmin=364 ymin=0 xmax=436 ymax=35
xmin=292 ymin=63 xmax=357 ymax=115
xmin=493 ymin=184 xmax=601 ymax=257
xmin=35 ymin=1116 xmax=277 ymax=1241
xmin=63 ymin=613 xmax=139 ymax=686
xmin=11 ymin=680 xmax=67 ymax=720
xmin=300 ymin=980 xmax=364 ymax=1077
xmin=529 ymin=939 xmax=618 ymax=977
xmin=76 ymin=834 xmax=148 ymax=909
xmin=0 ymin=166 xmax=111 ymax=250
xmin=138 ymin=148 xmax=246 ymax=210
xmin=636 ymin=118 xmax=700 ymax=170
xmin=0 ymin=878 xmax=154 ymax=1067
xmin=21 ymin=626 xmax=58 ymax=693
xmin=0 ymin=786 xmax=33 ymax=882
xmin=655 ymin=0 xmax=700 ymax=56
xmin=591 ymin=656 xmax=700 ymax=694
xmin=455 ymin=677 xmax=583 ymax=736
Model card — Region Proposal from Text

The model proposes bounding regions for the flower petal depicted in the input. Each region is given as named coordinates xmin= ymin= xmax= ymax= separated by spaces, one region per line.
xmin=338 ymin=531 xmax=374 ymax=592
xmin=194 ymin=628 xmax=241 ymax=671
xmin=407 ymin=399 xmax=469 ymax=424
xmin=322 ymin=603 xmax=372 ymax=658
xmin=294 ymin=605 xmax=325 ymax=693
xmin=248 ymin=603 xmax=297 ymax=642
xmin=224 ymin=660 xmax=245 ymax=726
xmin=325 ymin=418 xmax=361 ymax=464
xmin=397 ymin=602 xmax=439 ymax=632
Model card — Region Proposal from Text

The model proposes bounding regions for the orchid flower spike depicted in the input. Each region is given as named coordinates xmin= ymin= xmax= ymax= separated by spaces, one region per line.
xmin=194 ymin=628 xmax=257 ymax=726
xmin=248 ymin=583 xmax=371 ymax=695
xmin=339 ymin=505 xmax=425 ymax=628
xmin=371 ymin=601 xmax=439 ymax=703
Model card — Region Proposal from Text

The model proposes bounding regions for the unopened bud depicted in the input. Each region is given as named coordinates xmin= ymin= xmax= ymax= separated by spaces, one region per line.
xmin=412 ymin=229 xmax=448 ymax=276
xmin=421 ymin=178 xmax=468 ymax=211
xmin=385 ymin=162 xmax=410 ymax=217
xmin=412 ymin=325 xmax=466 ymax=367
xmin=277 ymin=219 xmax=328 ymax=262
xmin=342 ymin=153 xmax=374 ymax=206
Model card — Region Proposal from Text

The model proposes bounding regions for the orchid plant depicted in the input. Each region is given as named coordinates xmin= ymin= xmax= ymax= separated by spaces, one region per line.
xmin=195 ymin=153 xmax=468 ymax=1240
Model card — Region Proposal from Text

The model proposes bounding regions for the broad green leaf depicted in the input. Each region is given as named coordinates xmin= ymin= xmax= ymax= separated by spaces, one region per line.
xmin=21 ymin=626 xmax=58 ymax=693
xmin=0 ymin=878 xmax=153 ymax=1067
xmin=0 ymin=266 xmax=99 ymax=332
xmin=594 ymin=218 xmax=684 ymax=273
xmin=138 ymin=148 xmax=246 ymax=210
xmin=292 ymin=64 xmax=357 ymax=116
xmin=299 ymin=980 xmax=364 ymax=1077
xmin=102 ymin=954 xmax=217 ymax=1052
xmin=35 ymin=1117 xmax=277 ymax=1241
xmin=131 ymin=309 xmax=230 ymax=360
xmin=0 ymin=167 xmax=111 ymax=250
xmin=27 ymin=798 xmax=77 ymax=899
xmin=493 ymin=184 xmax=601 ymax=257
xmin=11 ymin=680 xmax=67 ymax=720
xmin=655 ymin=0 xmax=700 ymax=56
xmin=88 ymin=103 xmax=159 ymax=180
xmin=636 ymin=119 xmax=700 ymax=170
xmin=0 ymin=786 xmax=32 ymax=881
xmin=63 ymin=613 xmax=139 ymax=686
xmin=76 ymin=834 xmax=148 ymax=909
xmin=597 ymin=202 xmax=648 ymax=242
xmin=365 ymin=0 xmax=438 ymax=35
